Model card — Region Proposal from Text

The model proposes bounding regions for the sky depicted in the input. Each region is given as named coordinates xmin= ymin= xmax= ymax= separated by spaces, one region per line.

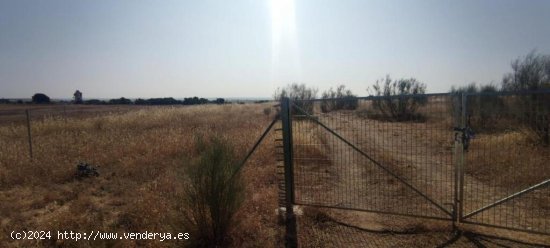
xmin=1 ymin=0 xmax=550 ymax=99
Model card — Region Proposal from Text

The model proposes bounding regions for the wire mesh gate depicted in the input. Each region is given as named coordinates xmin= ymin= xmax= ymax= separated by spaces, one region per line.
xmin=279 ymin=91 xmax=550 ymax=242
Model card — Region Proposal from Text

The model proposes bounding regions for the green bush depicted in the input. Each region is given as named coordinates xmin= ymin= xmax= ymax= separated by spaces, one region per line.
xmin=320 ymin=85 xmax=358 ymax=112
xmin=369 ymin=76 xmax=427 ymax=121
xmin=183 ymin=135 xmax=244 ymax=247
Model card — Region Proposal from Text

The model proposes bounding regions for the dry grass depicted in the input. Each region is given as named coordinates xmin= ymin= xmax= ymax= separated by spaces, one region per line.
xmin=0 ymin=103 xmax=280 ymax=247
xmin=465 ymin=130 xmax=550 ymax=189
xmin=293 ymin=120 xmax=335 ymax=189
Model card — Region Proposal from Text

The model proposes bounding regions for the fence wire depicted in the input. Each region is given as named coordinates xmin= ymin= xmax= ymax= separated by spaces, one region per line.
xmin=288 ymin=91 xmax=550 ymax=237
xmin=460 ymin=91 xmax=550 ymax=234
xmin=292 ymin=94 xmax=458 ymax=220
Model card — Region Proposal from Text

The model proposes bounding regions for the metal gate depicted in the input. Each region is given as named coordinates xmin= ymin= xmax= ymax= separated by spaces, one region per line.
xmin=279 ymin=91 xmax=550 ymax=239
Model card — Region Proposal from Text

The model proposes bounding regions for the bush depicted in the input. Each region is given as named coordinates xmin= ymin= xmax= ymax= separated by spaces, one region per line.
xmin=273 ymin=83 xmax=318 ymax=114
xmin=183 ymin=135 xmax=244 ymax=247
xmin=320 ymin=85 xmax=358 ymax=112
xmin=369 ymin=76 xmax=427 ymax=121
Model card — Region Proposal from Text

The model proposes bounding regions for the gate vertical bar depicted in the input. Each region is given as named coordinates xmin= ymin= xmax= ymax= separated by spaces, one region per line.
xmin=25 ymin=109 xmax=33 ymax=159
xmin=281 ymin=97 xmax=297 ymax=247
xmin=453 ymin=94 xmax=460 ymax=227
xmin=458 ymin=93 xmax=466 ymax=221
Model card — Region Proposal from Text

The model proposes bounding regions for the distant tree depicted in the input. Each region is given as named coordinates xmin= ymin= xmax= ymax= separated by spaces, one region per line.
xmin=84 ymin=99 xmax=106 ymax=105
xmin=151 ymin=98 xmax=180 ymax=105
xmin=320 ymin=85 xmax=358 ymax=112
xmin=183 ymin=96 xmax=209 ymax=105
xmin=32 ymin=93 xmax=51 ymax=104
xmin=134 ymin=98 xmax=147 ymax=105
xmin=369 ymin=76 xmax=427 ymax=121
xmin=108 ymin=97 xmax=132 ymax=105
xmin=215 ymin=98 xmax=225 ymax=104
xmin=273 ymin=83 xmax=318 ymax=114
xmin=73 ymin=90 xmax=83 ymax=104
xmin=0 ymin=99 xmax=10 ymax=104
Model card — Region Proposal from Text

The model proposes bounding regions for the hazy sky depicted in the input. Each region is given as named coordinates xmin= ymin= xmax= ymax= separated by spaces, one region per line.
xmin=1 ymin=0 xmax=550 ymax=99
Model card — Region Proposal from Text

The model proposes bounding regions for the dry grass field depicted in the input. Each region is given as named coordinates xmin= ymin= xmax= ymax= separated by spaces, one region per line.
xmin=0 ymin=103 xmax=281 ymax=247
xmin=1 ymin=100 xmax=549 ymax=247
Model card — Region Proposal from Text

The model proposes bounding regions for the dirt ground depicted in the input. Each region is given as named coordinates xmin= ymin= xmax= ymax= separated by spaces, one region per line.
xmin=291 ymin=108 xmax=550 ymax=247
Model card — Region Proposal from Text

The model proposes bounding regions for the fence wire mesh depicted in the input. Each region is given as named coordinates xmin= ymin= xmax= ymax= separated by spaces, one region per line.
xmin=291 ymin=94 xmax=458 ymax=220
xmin=460 ymin=91 xmax=550 ymax=234
xmin=287 ymin=91 xmax=550 ymax=237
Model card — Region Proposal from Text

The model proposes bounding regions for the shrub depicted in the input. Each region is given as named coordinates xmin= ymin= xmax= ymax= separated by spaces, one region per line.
xmin=369 ymin=76 xmax=427 ymax=121
xmin=320 ymin=85 xmax=358 ymax=112
xmin=273 ymin=83 xmax=318 ymax=114
xmin=182 ymin=135 xmax=244 ymax=247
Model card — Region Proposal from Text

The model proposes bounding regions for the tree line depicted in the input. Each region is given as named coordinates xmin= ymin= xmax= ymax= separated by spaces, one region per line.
xmin=274 ymin=51 xmax=550 ymax=113
xmin=0 ymin=95 xmax=226 ymax=106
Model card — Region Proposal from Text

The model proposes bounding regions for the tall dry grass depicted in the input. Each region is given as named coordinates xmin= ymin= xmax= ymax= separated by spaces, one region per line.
xmin=0 ymin=103 xmax=280 ymax=247
xmin=465 ymin=129 xmax=550 ymax=189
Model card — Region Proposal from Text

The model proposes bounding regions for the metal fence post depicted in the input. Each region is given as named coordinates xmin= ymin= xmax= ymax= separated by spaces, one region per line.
xmin=25 ymin=109 xmax=33 ymax=159
xmin=281 ymin=97 xmax=297 ymax=247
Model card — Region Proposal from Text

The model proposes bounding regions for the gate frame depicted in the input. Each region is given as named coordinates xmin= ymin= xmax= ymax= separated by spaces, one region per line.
xmin=280 ymin=90 xmax=550 ymax=239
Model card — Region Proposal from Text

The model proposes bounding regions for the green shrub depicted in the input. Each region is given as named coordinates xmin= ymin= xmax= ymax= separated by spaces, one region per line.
xmin=183 ymin=135 xmax=244 ymax=247
xmin=320 ymin=85 xmax=358 ymax=112
xmin=369 ymin=76 xmax=427 ymax=121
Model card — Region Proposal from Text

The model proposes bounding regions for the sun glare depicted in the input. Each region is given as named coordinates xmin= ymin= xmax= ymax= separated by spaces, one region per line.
xmin=270 ymin=0 xmax=301 ymax=82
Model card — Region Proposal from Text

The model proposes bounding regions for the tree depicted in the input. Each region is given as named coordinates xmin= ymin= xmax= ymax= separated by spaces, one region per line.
xmin=369 ymin=76 xmax=427 ymax=121
xmin=32 ymin=93 xmax=50 ymax=104
xmin=73 ymin=90 xmax=83 ymax=104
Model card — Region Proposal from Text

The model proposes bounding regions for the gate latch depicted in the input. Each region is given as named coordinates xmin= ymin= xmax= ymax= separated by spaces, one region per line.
xmin=454 ymin=127 xmax=475 ymax=151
